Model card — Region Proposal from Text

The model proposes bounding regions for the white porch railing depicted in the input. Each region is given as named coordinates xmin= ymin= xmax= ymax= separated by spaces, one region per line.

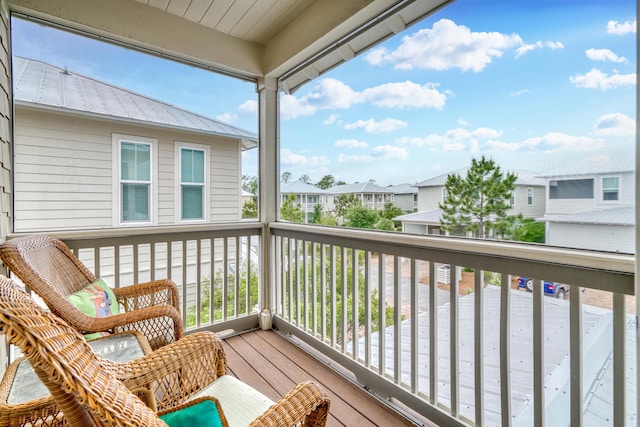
xmin=269 ymin=222 xmax=636 ymax=427
xmin=7 ymin=222 xmax=636 ymax=426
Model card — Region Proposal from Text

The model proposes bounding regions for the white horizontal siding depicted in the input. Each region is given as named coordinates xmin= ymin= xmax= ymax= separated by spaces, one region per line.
xmin=14 ymin=107 xmax=243 ymax=232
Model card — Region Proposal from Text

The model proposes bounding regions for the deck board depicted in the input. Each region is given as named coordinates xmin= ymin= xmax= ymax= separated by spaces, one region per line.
xmin=223 ymin=329 xmax=417 ymax=427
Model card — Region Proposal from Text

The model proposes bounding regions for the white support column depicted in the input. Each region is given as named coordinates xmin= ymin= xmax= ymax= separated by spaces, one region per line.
xmin=258 ymin=76 xmax=278 ymax=329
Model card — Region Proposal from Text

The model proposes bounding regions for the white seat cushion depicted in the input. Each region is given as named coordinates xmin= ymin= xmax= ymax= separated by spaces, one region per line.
xmin=193 ymin=375 xmax=274 ymax=427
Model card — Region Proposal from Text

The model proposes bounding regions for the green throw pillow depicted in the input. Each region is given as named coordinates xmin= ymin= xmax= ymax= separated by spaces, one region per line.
xmin=67 ymin=279 xmax=120 ymax=318
xmin=160 ymin=399 xmax=227 ymax=427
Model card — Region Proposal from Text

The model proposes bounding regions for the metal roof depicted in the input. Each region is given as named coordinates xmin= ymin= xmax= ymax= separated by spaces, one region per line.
xmin=356 ymin=285 xmax=636 ymax=425
xmin=281 ymin=181 xmax=328 ymax=194
xmin=388 ymin=183 xmax=418 ymax=194
xmin=543 ymin=206 xmax=635 ymax=226
xmin=328 ymin=182 xmax=394 ymax=195
xmin=394 ymin=208 xmax=442 ymax=223
xmin=416 ymin=168 xmax=546 ymax=188
xmin=12 ymin=56 xmax=258 ymax=149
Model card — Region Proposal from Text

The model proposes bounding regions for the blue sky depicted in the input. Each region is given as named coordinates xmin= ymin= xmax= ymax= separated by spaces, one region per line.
xmin=11 ymin=0 xmax=636 ymax=186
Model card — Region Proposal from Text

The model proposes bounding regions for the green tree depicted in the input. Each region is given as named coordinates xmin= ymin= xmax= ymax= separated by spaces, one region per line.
xmin=242 ymin=199 xmax=257 ymax=219
xmin=374 ymin=217 xmax=394 ymax=231
xmin=299 ymin=174 xmax=311 ymax=184
xmin=242 ymin=174 xmax=257 ymax=199
xmin=309 ymin=203 xmax=322 ymax=224
xmin=345 ymin=206 xmax=379 ymax=229
xmin=281 ymin=171 xmax=292 ymax=184
xmin=280 ymin=194 xmax=305 ymax=222
xmin=333 ymin=193 xmax=361 ymax=219
xmin=439 ymin=156 xmax=517 ymax=238
xmin=316 ymin=175 xmax=336 ymax=190
xmin=380 ymin=202 xmax=403 ymax=220
xmin=317 ymin=212 xmax=338 ymax=226
xmin=508 ymin=216 xmax=545 ymax=243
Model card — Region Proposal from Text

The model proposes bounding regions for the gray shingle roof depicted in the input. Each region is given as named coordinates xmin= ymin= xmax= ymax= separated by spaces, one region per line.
xmin=387 ymin=183 xmax=418 ymax=194
xmin=12 ymin=56 xmax=258 ymax=148
xmin=394 ymin=208 xmax=442 ymax=223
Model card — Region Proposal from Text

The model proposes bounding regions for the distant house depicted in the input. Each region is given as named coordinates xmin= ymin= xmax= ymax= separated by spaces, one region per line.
xmin=12 ymin=56 xmax=258 ymax=232
xmin=396 ymin=168 xmax=545 ymax=235
xmin=326 ymin=182 xmax=394 ymax=212
xmin=541 ymin=155 xmax=635 ymax=253
xmin=280 ymin=181 xmax=328 ymax=223
xmin=387 ymin=183 xmax=418 ymax=212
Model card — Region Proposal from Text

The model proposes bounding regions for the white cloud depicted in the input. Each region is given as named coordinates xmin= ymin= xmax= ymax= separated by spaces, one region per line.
xmin=238 ymin=99 xmax=257 ymax=114
xmin=570 ymin=68 xmax=636 ymax=90
xmin=335 ymin=139 xmax=369 ymax=148
xmin=396 ymin=127 xmax=502 ymax=153
xmin=585 ymin=48 xmax=627 ymax=63
xmin=344 ymin=118 xmax=408 ymax=133
xmin=364 ymin=18 xmax=523 ymax=72
xmin=338 ymin=154 xmax=375 ymax=163
xmin=324 ymin=114 xmax=341 ymax=125
xmin=280 ymin=78 xmax=448 ymax=119
xmin=281 ymin=148 xmax=330 ymax=166
xmin=515 ymin=41 xmax=564 ymax=58
xmin=607 ymin=20 xmax=637 ymax=35
xmin=216 ymin=112 xmax=237 ymax=123
xmin=591 ymin=113 xmax=635 ymax=136
xmin=362 ymin=81 xmax=447 ymax=109
xmin=520 ymin=132 xmax=604 ymax=152
xmin=510 ymin=89 xmax=529 ymax=97
xmin=371 ymin=145 xmax=408 ymax=160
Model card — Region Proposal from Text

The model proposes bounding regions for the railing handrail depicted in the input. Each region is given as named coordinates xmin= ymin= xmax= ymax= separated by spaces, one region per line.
xmin=269 ymin=222 xmax=635 ymax=294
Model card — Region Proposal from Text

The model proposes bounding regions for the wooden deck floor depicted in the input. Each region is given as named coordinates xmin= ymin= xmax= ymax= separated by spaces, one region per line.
xmin=222 ymin=329 xmax=418 ymax=427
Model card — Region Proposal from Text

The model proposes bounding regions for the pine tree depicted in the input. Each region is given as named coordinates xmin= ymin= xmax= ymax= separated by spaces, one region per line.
xmin=439 ymin=156 xmax=517 ymax=238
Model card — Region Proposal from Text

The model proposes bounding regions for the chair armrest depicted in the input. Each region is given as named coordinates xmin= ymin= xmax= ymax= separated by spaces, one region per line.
xmin=109 ymin=331 xmax=227 ymax=411
xmin=248 ymin=381 xmax=330 ymax=427
xmin=113 ymin=279 xmax=180 ymax=312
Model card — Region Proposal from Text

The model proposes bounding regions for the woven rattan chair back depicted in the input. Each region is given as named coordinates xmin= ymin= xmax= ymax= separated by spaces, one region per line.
xmin=0 ymin=234 xmax=183 ymax=349
xmin=0 ymin=275 xmax=165 ymax=427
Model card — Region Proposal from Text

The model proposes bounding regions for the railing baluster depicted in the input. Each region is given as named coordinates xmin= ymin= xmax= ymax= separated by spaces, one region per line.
xmin=378 ymin=253 xmax=386 ymax=376
xmin=94 ymin=247 xmax=100 ymax=278
xmin=394 ymin=255 xmax=401 ymax=384
xmin=411 ymin=258 xmax=418 ymax=393
xmin=341 ymin=246 xmax=347 ymax=354
xmin=500 ymin=273 xmax=512 ymax=426
xmin=474 ymin=268 xmax=484 ymax=426
xmin=311 ymin=242 xmax=317 ymax=337
xmin=150 ymin=241 xmax=155 ymax=281
xmin=303 ymin=240 xmax=308 ymax=331
xmin=181 ymin=240 xmax=188 ymax=321
xmin=321 ymin=243 xmax=327 ymax=342
xmin=533 ymin=278 xmax=545 ymax=427
xmin=569 ymin=283 xmax=583 ymax=427
xmin=450 ymin=264 xmax=459 ymax=417
xmin=330 ymin=245 xmax=337 ymax=348
xmin=235 ymin=236 xmax=240 ymax=318
xmin=612 ymin=292 xmax=625 ymax=427
xmin=133 ymin=243 xmax=139 ymax=285
xmin=364 ymin=251 xmax=371 ymax=367
xmin=429 ymin=260 xmax=437 ymax=405
xmin=352 ymin=248 xmax=358 ymax=360
xmin=195 ymin=239 xmax=202 ymax=327
xmin=222 ymin=238 xmax=228 ymax=321
xmin=294 ymin=239 xmax=300 ymax=326
xmin=209 ymin=238 xmax=215 ymax=324
xmin=114 ymin=245 xmax=120 ymax=288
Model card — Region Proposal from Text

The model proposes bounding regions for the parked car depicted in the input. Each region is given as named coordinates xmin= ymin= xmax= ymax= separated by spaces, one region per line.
xmin=517 ymin=276 xmax=569 ymax=298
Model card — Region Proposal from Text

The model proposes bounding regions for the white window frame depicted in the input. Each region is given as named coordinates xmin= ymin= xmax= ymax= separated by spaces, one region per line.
xmin=602 ymin=176 xmax=620 ymax=202
xmin=175 ymin=142 xmax=210 ymax=223
xmin=112 ymin=134 xmax=158 ymax=227
xmin=527 ymin=187 xmax=534 ymax=206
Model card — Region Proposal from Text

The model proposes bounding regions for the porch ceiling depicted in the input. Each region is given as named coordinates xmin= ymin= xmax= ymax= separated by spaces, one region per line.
xmin=8 ymin=0 xmax=451 ymax=91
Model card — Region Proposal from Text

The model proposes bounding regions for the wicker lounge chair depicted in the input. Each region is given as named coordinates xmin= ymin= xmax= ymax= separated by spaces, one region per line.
xmin=0 ymin=275 xmax=330 ymax=427
xmin=0 ymin=234 xmax=183 ymax=349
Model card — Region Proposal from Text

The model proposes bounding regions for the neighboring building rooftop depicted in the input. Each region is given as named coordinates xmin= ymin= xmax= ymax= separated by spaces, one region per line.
xmin=394 ymin=208 xmax=442 ymax=223
xmin=416 ymin=168 xmax=545 ymax=187
xmin=12 ymin=56 xmax=258 ymax=149
xmin=537 ymin=150 xmax=634 ymax=178
xmin=328 ymin=182 xmax=393 ymax=194
xmin=281 ymin=181 xmax=328 ymax=194
xmin=543 ymin=206 xmax=635 ymax=226
xmin=388 ymin=183 xmax=418 ymax=194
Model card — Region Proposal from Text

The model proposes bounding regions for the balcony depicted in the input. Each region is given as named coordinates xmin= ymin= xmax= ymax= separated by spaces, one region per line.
xmin=8 ymin=221 xmax=633 ymax=426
